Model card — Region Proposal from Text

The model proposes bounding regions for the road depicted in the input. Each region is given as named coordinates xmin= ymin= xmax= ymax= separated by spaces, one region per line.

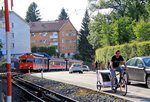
xmin=32 ymin=71 xmax=150 ymax=102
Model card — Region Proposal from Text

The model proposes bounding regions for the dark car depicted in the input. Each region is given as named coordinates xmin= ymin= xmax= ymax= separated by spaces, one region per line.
xmin=126 ymin=56 xmax=150 ymax=88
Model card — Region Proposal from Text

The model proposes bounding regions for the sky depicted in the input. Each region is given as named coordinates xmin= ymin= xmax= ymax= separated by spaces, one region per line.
xmin=11 ymin=0 xmax=88 ymax=31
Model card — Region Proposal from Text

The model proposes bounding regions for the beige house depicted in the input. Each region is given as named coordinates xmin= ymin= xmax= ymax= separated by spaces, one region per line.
xmin=30 ymin=20 xmax=78 ymax=58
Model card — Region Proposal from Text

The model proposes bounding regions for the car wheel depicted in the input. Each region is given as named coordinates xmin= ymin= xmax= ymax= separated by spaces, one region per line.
xmin=69 ymin=72 xmax=72 ymax=74
xmin=79 ymin=71 xmax=83 ymax=74
xmin=146 ymin=75 xmax=150 ymax=88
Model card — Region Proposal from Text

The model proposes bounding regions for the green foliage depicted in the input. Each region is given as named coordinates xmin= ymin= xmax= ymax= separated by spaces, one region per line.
xmin=31 ymin=46 xmax=56 ymax=56
xmin=88 ymin=14 xmax=105 ymax=49
xmin=58 ymin=8 xmax=69 ymax=20
xmin=73 ymin=53 xmax=82 ymax=60
xmin=25 ymin=2 xmax=41 ymax=22
xmin=89 ymin=0 xmax=149 ymax=21
xmin=96 ymin=41 xmax=150 ymax=66
xmin=78 ymin=10 xmax=94 ymax=61
xmin=89 ymin=15 xmax=135 ymax=48
xmin=114 ymin=16 xmax=135 ymax=44
xmin=134 ymin=19 xmax=150 ymax=41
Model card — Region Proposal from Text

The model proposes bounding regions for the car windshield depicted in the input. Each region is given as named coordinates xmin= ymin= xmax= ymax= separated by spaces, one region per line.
xmin=82 ymin=66 xmax=87 ymax=68
xmin=143 ymin=58 xmax=150 ymax=67
xmin=73 ymin=64 xmax=81 ymax=67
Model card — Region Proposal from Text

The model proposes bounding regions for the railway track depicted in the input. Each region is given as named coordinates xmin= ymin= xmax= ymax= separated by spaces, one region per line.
xmin=12 ymin=75 xmax=78 ymax=102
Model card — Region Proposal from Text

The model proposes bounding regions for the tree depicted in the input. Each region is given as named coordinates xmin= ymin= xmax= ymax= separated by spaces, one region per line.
xmin=88 ymin=13 xmax=108 ymax=49
xmin=115 ymin=16 xmax=135 ymax=44
xmin=78 ymin=10 xmax=93 ymax=61
xmin=31 ymin=46 xmax=56 ymax=56
xmin=25 ymin=2 xmax=41 ymax=22
xmin=58 ymin=8 xmax=69 ymax=20
xmin=88 ymin=0 xmax=149 ymax=21
xmin=134 ymin=19 xmax=150 ymax=41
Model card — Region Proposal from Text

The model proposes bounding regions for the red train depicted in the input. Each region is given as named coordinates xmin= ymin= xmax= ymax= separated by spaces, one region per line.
xmin=19 ymin=53 xmax=83 ymax=72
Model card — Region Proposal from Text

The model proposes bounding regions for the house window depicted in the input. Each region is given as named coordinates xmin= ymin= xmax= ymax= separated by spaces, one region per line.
xmin=11 ymin=23 xmax=14 ymax=28
xmin=52 ymin=32 xmax=58 ymax=36
xmin=50 ymin=32 xmax=58 ymax=38
xmin=2 ymin=22 xmax=5 ymax=28
xmin=62 ymin=32 xmax=64 ymax=36
xmin=66 ymin=40 xmax=69 ymax=43
xmin=44 ymin=40 xmax=47 ymax=43
xmin=11 ymin=33 xmax=14 ymax=38
xmin=70 ymin=40 xmax=72 ymax=43
xmin=70 ymin=46 xmax=72 ymax=49
xmin=43 ymin=32 xmax=47 ymax=36
xmin=52 ymin=38 xmax=57 ymax=42
xmin=11 ymin=43 xmax=14 ymax=48
xmin=74 ymin=40 xmax=76 ymax=43
xmin=73 ymin=31 xmax=76 ymax=36
xmin=32 ymin=40 xmax=36 ymax=43
xmin=39 ymin=40 xmax=43 ymax=43
xmin=31 ymin=33 xmax=35 ymax=37
xmin=39 ymin=33 xmax=43 ymax=36
xmin=62 ymin=46 xmax=65 ymax=50
xmin=66 ymin=33 xmax=68 ymax=36
xmin=69 ymin=32 xmax=72 ymax=36
xmin=62 ymin=38 xmax=64 ymax=43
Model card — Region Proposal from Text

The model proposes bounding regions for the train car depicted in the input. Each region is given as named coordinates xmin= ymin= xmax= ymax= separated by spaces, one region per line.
xmin=19 ymin=53 xmax=48 ymax=72
xmin=49 ymin=59 xmax=83 ymax=70
xmin=49 ymin=59 xmax=66 ymax=70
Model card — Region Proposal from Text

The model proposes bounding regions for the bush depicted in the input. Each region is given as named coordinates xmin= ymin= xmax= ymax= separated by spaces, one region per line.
xmin=96 ymin=41 xmax=150 ymax=67
xmin=31 ymin=46 xmax=56 ymax=56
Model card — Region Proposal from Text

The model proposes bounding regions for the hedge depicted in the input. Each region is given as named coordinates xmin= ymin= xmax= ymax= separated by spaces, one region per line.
xmin=96 ymin=41 xmax=150 ymax=66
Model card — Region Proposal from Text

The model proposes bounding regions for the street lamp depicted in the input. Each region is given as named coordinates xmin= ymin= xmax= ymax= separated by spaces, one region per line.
xmin=64 ymin=58 xmax=68 ymax=71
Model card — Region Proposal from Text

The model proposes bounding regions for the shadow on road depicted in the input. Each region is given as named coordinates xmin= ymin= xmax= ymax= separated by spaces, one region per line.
xmin=104 ymin=90 xmax=150 ymax=102
xmin=130 ymin=83 xmax=147 ymax=88
xmin=126 ymin=94 xmax=150 ymax=102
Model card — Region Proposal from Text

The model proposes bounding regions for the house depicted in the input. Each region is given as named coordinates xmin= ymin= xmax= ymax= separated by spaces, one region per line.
xmin=30 ymin=20 xmax=78 ymax=58
xmin=0 ymin=11 xmax=31 ymax=56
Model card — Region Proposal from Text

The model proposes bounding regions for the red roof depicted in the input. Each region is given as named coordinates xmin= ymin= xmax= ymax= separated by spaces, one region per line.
xmin=29 ymin=20 xmax=68 ymax=33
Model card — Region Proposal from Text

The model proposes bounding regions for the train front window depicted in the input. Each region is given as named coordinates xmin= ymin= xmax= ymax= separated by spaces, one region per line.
xmin=26 ymin=58 xmax=33 ymax=63
xmin=19 ymin=59 xmax=26 ymax=63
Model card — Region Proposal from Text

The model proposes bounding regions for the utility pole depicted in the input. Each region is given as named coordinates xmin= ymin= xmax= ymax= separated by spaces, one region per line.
xmin=4 ymin=0 xmax=12 ymax=102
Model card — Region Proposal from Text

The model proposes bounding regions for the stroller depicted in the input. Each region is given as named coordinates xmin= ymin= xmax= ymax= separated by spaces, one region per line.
xmin=96 ymin=70 xmax=112 ymax=90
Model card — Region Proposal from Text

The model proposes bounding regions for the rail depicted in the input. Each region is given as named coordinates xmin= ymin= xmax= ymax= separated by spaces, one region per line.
xmin=12 ymin=75 xmax=78 ymax=102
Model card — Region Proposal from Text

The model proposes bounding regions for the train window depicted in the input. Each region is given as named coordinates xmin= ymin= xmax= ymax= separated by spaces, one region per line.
xmin=35 ymin=59 xmax=43 ymax=64
xmin=26 ymin=58 xmax=33 ymax=63
xmin=19 ymin=59 xmax=26 ymax=63
xmin=44 ymin=60 xmax=48 ymax=64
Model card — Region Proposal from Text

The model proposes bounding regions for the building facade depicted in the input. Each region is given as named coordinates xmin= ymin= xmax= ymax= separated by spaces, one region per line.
xmin=30 ymin=20 xmax=78 ymax=58
xmin=0 ymin=11 xmax=31 ymax=55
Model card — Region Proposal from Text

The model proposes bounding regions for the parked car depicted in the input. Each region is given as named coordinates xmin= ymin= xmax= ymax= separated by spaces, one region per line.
xmin=82 ymin=65 xmax=90 ymax=71
xmin=126 ymin=56 xmax=150 ymax=88
xmin=69 ymin=63 xmax=83 ymax=74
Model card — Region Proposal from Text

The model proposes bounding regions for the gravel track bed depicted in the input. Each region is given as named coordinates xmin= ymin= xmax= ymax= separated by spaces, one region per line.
xmin=23 ymin=74 xmax=131 ymax=102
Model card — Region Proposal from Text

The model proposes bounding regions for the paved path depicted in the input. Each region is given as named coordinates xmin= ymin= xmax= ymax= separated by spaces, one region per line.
xmin=32 ymin=71 xmax=150 ymax=102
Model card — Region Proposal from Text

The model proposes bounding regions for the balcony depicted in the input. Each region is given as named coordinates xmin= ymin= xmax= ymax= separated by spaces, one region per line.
xmin=50 ymin=32 xmax=58 ymax=39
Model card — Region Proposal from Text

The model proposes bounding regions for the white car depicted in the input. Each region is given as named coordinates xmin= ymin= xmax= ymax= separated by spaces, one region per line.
xmin=82 ymin=65 xmax=90 ymax=71
xmin=69 ymin=63 xmax=83 ymax=74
